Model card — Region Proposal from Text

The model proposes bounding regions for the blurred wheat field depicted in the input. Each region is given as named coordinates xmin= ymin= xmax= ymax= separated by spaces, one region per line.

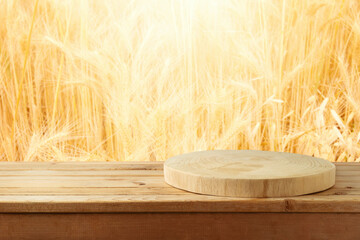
xmin=0 ymin=0 xmax=360 ymax=162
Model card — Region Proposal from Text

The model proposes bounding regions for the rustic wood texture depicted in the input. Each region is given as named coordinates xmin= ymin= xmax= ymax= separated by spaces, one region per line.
xmin=1 ymin=213 xmax=360 ymax=240
xmin=0 ymin=161 xmax=357 ymax=213
xmin=0 ymin=161 xmax=360 ymax=240
xmin=164 ymin=150 xmax=336 ymax=197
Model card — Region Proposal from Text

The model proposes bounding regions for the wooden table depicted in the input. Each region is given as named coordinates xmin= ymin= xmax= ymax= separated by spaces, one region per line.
xmin=0 ymin=162 xmax=359 ymax=240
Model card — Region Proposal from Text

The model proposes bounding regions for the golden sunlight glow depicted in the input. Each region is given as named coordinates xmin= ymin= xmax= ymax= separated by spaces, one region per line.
xmin=0 ymin=0 xmax=359 ymax=162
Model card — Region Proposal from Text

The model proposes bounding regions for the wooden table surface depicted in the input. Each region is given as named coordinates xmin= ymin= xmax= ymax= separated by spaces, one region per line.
xmin=0 ymin=161 xmax=357 ymax=213
xmin=1 ymin=161 xmax=360 ymax=239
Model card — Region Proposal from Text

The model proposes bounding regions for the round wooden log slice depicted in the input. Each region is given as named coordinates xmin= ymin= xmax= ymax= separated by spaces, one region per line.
xmin=164 ymin=150 xmax=336 ymax=198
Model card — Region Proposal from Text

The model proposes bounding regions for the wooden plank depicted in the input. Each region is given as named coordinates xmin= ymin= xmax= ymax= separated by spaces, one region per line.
xmin=0 ymin=187 xmax=189 ymax=195
xmin=0 ymin=161 xmax=164 ymax=170
xmin=334 ymin=171 xmax=360 ymax=176
xmin=312 ymin=188 xmax=360 ymax=195
xmin=335 ymin=176 xmax=360 ymax=181
xmin=333 ymin=182 xmax=360 ymax=188
xmin=0 ymin=195 xmax=285 ymax=213
xmin=0 ymin=170 xmax=163 ymax=176
xmin=334 ymin=162 xmax=360 ymax=169
xmin=335 ymin=165 xmax=360 ymax=171
xmin=0 ymin=175 xmax=163 ymax=180
xmin=0 ymin=213 xmax=359 ymax=240
xmin=0 ymin=177 xmax=166 ymax=188
xmin=1 ymin=194 xmax=360 ymax=213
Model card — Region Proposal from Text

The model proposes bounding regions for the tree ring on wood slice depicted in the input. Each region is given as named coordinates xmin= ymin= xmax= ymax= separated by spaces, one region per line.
xmin=164 ymin=150 xmax=336 ymax=198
